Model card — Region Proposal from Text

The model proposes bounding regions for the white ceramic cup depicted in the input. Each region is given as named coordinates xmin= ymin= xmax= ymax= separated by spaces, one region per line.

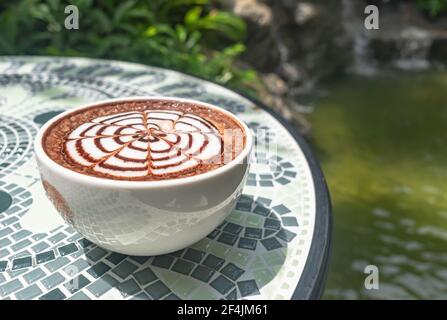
xmin=34 ymin=97 xmax=253 ymax=256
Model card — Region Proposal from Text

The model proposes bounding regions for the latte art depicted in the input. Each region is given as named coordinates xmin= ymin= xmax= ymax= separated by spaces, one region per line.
xmin=65 ymin=110 xmax=223 ymax=178
xmin=43 ymin=100 xmax=246 ymax=181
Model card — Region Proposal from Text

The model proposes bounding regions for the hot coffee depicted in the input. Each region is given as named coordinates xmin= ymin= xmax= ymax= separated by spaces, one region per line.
xmin=43 ymin=99 xmax=246 ymax=181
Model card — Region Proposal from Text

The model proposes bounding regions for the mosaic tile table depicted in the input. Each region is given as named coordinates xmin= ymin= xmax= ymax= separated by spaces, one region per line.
xmin=0 ymin=57 xmax=331 ymax=300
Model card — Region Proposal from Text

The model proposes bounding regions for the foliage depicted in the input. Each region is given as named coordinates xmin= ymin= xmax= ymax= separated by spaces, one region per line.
xmin=417 ymin=0 xmax=447 ymax=16
xmin=0 ymin=0 xmax=260 ymax=95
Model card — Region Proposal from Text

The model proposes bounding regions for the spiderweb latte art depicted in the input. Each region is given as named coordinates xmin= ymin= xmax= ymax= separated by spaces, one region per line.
xmin=60 ymin=107 xmax=244 ymax=180
xmin=41 ymin=100 xmax=247 ymax=181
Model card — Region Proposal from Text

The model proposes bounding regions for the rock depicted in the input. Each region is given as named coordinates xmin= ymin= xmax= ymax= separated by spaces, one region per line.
xmin=294 ymin=2 xmax=318 ymax=25
xmin=262 ymin=73 xmax=288 ymax=95
xmin=232 ymin=0 xmax=272 ymax=26
xmin=430 ymin=32 xmax=447 ymax=63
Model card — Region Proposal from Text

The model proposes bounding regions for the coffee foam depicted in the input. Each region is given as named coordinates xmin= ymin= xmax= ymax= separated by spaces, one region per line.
xmin=64 ymin=110 xmax=223 ymax=178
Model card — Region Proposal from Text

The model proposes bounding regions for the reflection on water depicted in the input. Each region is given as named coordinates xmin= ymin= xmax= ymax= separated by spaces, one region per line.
xmin=310 ymin=72 xmax=447 ymax=299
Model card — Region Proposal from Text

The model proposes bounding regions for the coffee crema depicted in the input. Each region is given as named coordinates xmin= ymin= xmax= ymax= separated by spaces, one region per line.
xmin=43 ymin=100 xmax=246 ymax=181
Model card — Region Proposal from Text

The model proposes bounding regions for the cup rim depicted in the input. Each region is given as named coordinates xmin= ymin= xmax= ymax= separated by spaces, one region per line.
xmin=34 ymin=96 xmax=253 ymax=189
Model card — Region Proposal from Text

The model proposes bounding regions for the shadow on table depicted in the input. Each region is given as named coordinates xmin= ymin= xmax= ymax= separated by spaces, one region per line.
xmin=73 ymin=196 xmax=294 ymax=300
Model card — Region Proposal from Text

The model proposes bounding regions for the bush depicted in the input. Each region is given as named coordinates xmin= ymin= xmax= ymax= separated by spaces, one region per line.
xmin=0 ymin=0 xmax=260 ymax=95
xmin=417 ymin=0 xmax=447 ymax=17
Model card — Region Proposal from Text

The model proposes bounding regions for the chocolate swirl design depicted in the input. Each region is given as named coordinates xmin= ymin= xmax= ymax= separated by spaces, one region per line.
xmin=64 ymin=110 xmax=223 ymax=178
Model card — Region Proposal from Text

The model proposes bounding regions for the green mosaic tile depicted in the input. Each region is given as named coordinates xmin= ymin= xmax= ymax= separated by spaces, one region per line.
xmin=86 ymin=247 xmax=107 ymax=261
xmin=0 ymin=249 xmax=9 ymax=259
xmin=44 ymin=257 xmax=70 ymax=272
xmin=261 ymin=237 xmax=283 ymax=250
xmin=13 ymin=250 xmax=31 ymax=258
xmin=0 ymin=238 xmax=11 ymax=247
xmin=86 ymin=274 xmax=118 ymax=297
xmin=260 ymin=180 xmax=274 ymax=187
xmin=64 ymin=274 xmax=90 ymax=293
xmin=229 ymin=250 xmax=250 ymax=267
xmin=191 ymin=265 xmax=215 ymax=282
xmin=263 ymin=251 xmax=286 ymax=266
xmin=12 ymin=256 xmax=32 ymax=270
xmin=206 ymin=229 xmax=220 ymax=239
xmin=0 ymin=227 xmax=13 ymax=238
xmin=170 ymin=278 xmax=198 ymax=297
xmin=0 ymin=261 xmax=8 ymax=272
xmin=171 ymin=259 xmax=194 ymax=276
xmin=276 ymin=177 xmax=290 ymax=185
xmin=264 ymin=229 xmax=276 ymax=237
xmin=253 ymin=205 xmax=270 ymax=216
xmin=36 ymin=250 xmax=55 ymax=264
xmin=112 ymin=260 xmax=138 ymax=279
xmin=169 ymin=250 xmax=184 ymax=257
xmin=77 ymin=238 xmax=93 ymax=248
xmin=253 ymin=269 xmax=274 ymax=284
xmin=223 ymin=223 xmax=243 ymax=235
xmin=0 ymin=274 xmax=6 ymax=284
xmin=226 ymin=211 xmax=243 ymax=224
xmin=281 ymin=216 xmax=298 ymax=226
xmin=0 ymin=279 xmax=22 ymax=297
xmin=68 ymin=291 xmax=90 ymax=300
xmin=68 ymin=259 xmax=90 ymax=273
xmin=164 ymin=293 xmax=181 ymax=300
xmin=244 ymin=227 xmax=262 ymax=239
xmin=221 ymin=263 xmax=244 ymax=281
xmin=210 ymin=275 xmax=234 ymax=295
xmin=202 ymin=254 xmax=225 ymax=271
xmin=11 ymin=229 xmax=31 ymax=241
xmin=245 ymin=215 xmax=263 ymax=227
xmin=276 ymin=228 xmax=297 ymax=242
xmin=237 ymin=280 xmax=260 ymax=297
xmin=131 ymin=292 xmax=151 ymax=300
xmin=183 ymin=248 xmax=205 ymax=263
xmin=87 ymin=261 xmax=110 ymax=278
xmin=7 ymin=268 xmax=27 ymax=277
xmin=225 ymin=289 xmax=238 ymax=300
xmin=129 ymin=256 xmax=149 ymax=264
xmin=41 ymin=272 xmax=65 ymax=290
xmin=31 ymin=233 xmax=46 ymax=241
xmin=191 ymin=238 xmax=211 ymax=251
xmin=2 ymin=216 xmax=18 ymax=226
xmin=238 ymin=237 xmax=257 ymax=250
xmin=39 ymin=288 xmax=65 ymax=300
xmin=106 ymin=252 xmax=127 ymax=265
xmin=58 ymin=243 xmax=79 ymax=256
xmin=48 ymin=232 xmax=66 ymax=244
xmin=152 ymin=255 xmax=174 ymax=269
xmin=144 ymin=280 xmax=171 ymax=300
xmin=11 ymin=239 xmax=31 ymax=252
xmin=189 ymin=288 xmax=217 ymax=300
xmin=23 ymin=268 xmax=46 ymax=284
xmin=264 ymin=218 xmax=281 ymax=230
xmin=217 ymin=232 xmax=237 ymax=246
xmin=31 ymin=242 xmax=50 ymax=253
xmin=15 ymin=284 xmax=42 ymax=299
xmin=133 ymin=268 xmax=157 ymax=286
xmin=118 ymin=278 xmax=141 ymax=298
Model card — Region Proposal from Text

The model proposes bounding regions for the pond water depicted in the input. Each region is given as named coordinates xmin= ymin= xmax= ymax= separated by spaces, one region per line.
xmin=309 ymin=72 xmax=447 ymax=299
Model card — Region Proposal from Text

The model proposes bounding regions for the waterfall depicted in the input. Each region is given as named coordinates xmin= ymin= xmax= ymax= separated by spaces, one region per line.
xmin=394 ymin=27 xmax=431 ymax=70
xmin=341 ymin=0 xmax=378 ymax=76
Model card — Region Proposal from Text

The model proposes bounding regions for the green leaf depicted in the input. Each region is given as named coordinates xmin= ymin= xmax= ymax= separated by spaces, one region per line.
xmin=113 ymin=0 xmax=136 ymax=26
xmin=175 ymin=24 xmax=188 ymax=43
xmin=144 ymin=26 xmax=158 ymax=37
xmin=185 ymin=6 xmax=202 ymax=27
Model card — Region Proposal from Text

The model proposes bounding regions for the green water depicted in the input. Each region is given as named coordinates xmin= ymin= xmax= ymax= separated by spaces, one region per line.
xmin=310 ymin=72 xmax=447 ymax=299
